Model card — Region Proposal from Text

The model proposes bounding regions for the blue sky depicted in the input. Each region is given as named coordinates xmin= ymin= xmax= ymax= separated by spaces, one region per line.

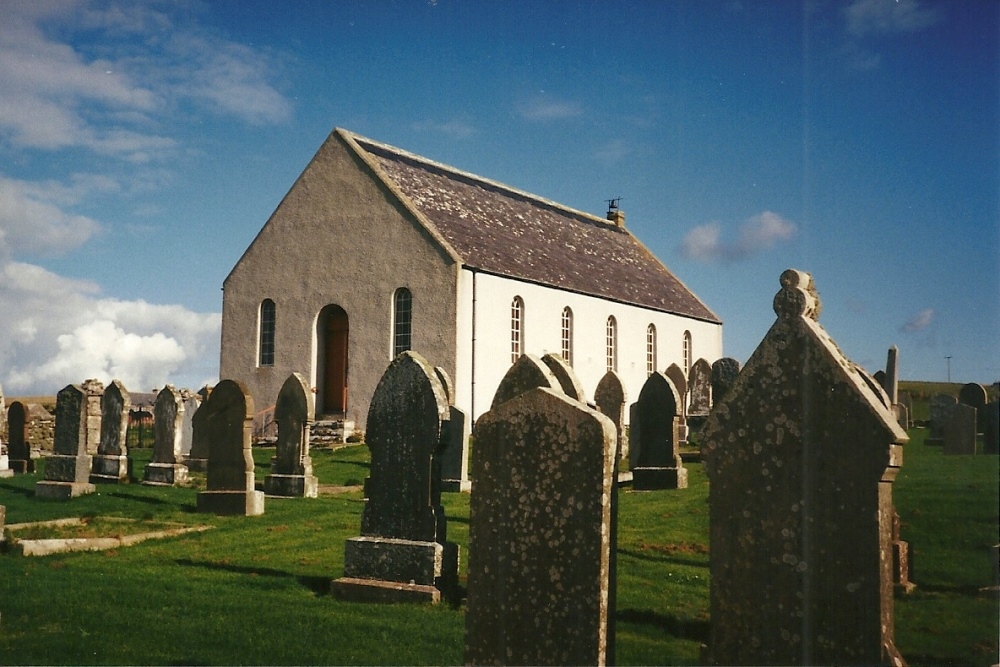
xmin=0 ymin=0 xmax=996 ymax=396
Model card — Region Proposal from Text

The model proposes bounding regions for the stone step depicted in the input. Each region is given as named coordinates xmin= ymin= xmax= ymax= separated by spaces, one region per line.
xmin=310 ymin=419 xmax=356 ymax=447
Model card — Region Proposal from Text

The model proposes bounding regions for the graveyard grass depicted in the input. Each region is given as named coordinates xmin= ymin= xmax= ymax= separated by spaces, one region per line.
xmin=0 ymin=427 xmax=997 ymax=664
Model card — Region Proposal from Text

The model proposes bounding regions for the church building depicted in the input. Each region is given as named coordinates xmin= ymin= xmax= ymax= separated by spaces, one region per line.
xmin=220 ymin=128 xmax=722 ymax=429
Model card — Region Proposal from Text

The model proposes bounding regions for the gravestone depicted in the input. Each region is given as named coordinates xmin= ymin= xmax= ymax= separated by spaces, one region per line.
xmin=492 ymin=353 xmax=562 ymax=409
xmin=6 ymin=402 xmax=33 ymax=473
xmin=959 ymin=382 xmax=988 ymax=432
xmin=883 ymin=346 xmax=899 ymax=404
xmin=35 ymin=384 xmax=96 ymax=499
xmin=985 ymin=401 xmax=999 ymax=455
xmin=892 ymin=509 xmax=916 ymax=594
xmin=185 ymin=386 xmax=212 ymax=471
xmin=542 ymin=352 xmax=587 ymax=402
xmin=331 ymin=352 xmax=458 ymax=603
xmin=263 ymin=373 xmax=318 ymax=497
xmin=90 ymin=380 xmax=131 ymax=483
xmin=700 ymin=269 xmax=907 ymax=667
xmin=687 ymin=358 xmax=713 ymax=417
xmin=143 ymin=385 xmax=189 ymax=486
xmin=926 ymin=394 xmax=957 ymax=445
xmin=196 ymin=380 xmax=265 ymax=516
xmin=179 ymin=390 xmax=201 ymax=457
xmin=0 ymin=444 xmax=10 ymax=478
xmin=595 ymin=370 xmax=627 ymax=461
xmin=943 ymin=402 xmax=977 ymax=455
xmin=665 ymin=363 xmax=689 ymax=442
xmin=898 ymin=391 xmax=914 ymax=428
xmin=435 ymin=367 xmax=471 ymax=493
xmin=629 ymin=372 xmax=686 ymax=490
xmin=81 ymin=378 xmax=104 ymax=455
xmin=710 ymin=357 xmax=741 ymax=404
xmin=465 ymin=384 xmax=616 ymax=666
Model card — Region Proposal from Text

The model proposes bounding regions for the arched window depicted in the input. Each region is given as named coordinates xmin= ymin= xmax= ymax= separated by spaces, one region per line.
xmin=511 ymin=296 xmax=524 ymax=364
xmin=683 ymin=330 xmax=692 ymax=376
xmin=606 ymin=315 xmax=618 ymax=372
xmin=561 ymin=306 xmax=573 ymax=365
xmin=258 ymin=299 xmax=276 ymax=367
xmin=393 ymin=288 xmax=413 ymax=358
xmin=646 ymin=324 xmax=657 ymax=376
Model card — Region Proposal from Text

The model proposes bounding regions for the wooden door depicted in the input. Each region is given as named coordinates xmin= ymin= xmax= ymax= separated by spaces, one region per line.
xmin=323 ymin=308 xmax=349 ymax=415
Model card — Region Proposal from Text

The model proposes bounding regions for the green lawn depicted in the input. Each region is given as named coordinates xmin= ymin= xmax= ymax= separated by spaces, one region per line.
xmin=0 ymin=431 xmax=996 ymax=665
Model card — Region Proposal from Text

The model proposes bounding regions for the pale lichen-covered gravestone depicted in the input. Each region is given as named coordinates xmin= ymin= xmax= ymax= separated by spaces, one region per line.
xmin=465 ymin=382 xmax=616 ymax=666
xmin=687 ymin=358 xmax=713 ymax=418
xmin=185 ymin=386 xmax=212 ymax=472
xmin=178 ymin=390 xmax=201 ymax=458
xmin=35 ymin=385 xmax=96 ymax=499
xmin=196 ymin=380 xmax=264 ymax=516
xmin=263 ymin=373 xmax=318 ymax=498
xmin=629 ymin=372 xmax=687 ymax=490
xmin=143 ymin=385 xmax=189 ymax=486
xmin=710 ymin=357 xmax=741 ymax=405
xmin=491 ymin=353 xmax=562 ymax=409
xmin=985 ymin=401 xmax=999 ymax=455
xmin=542 ymin=352 xmax=587 ymax=402
xmin=331 ymin=351 xmax=458 ymax=603
xmin=90 ymin=380 xmax=131 ymax=483
xmin=7 ymin=402 xmax=33 ymax=473
xmin=595 ymin=369 xmax=627 ymax=461
xmin=665 ymin=363 xmax=689 ymax=443
xmin=81 ymin=378 xmax=104 ymax=455
xmin=700 ymin=269 xmax=908 ymax=667
xmin=926 ymin=394 xmax=958 ymax=445
xmin=434 ymin=366 xmax=471 ymax=493
xmin=943 ymin=402 xmax=977 ymax=455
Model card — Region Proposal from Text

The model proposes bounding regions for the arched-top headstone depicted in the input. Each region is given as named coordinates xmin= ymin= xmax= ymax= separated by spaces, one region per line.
xmin=491 ymin=354 xmax=562 ymax=409
xmin=152 ymin=385 xmax=183 ymax=464
xmin=688 ymin=358 xmax=713 ymax=417
xmin=98 ymin=380 xmax=130 ymax=457
xmin=594 ymin=370 xmax=627 ymax=459
xmin=665 ymin=364 xmax=687 ymax=416
xmin=542 ymin=353 xmax=587 ymax=402
xmin=35 ymin=384 xmax=95 ymax=498
xmin=434 ymin=366 xmax=454 ymax=405
xmin=202 ymin=380 xmax=255 ymax=491
xmin=959 ymin=383 xmax=988 ymax=411
xmin=7 ymin=402 xmax=32 ymax=472
xmin=710 ymin=357 xmax=741 ymax=405
xmin=630 ymin=372 xmax=682 ymax=470
xmin=274 ymin=372 xmax=314 ymax=474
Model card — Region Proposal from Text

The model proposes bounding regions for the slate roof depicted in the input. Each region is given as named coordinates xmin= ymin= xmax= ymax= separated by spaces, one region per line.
xmin=345 ymin=130 xmax=721 ymax=324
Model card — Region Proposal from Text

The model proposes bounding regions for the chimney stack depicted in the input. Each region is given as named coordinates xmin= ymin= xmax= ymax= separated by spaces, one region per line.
xmin=606 ymin=198 xmax=625 ymax=228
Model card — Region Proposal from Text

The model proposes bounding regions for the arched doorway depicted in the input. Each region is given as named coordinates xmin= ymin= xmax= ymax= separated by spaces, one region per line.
xmin=317 ymin=305 xmax=349 ymax=416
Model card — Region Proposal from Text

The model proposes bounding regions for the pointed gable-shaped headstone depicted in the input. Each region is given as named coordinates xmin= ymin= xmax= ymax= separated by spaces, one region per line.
xmin=700 ymin=269 xmax=908 ymax=667
xmin=196 ymin=380 xmax=264 ymax=516
xmin=491 ymin=353 xmax=562 ymax=409
xmin=91 ymin=380 xmax=131 ymax=483
xmin=665 ymin=363 xmax=689 ymax=442
xmin=264 ymin=372 xmax=318 ymax=497
xmin=7 ymin=402 xmax=33 ymax=474
xmin=595 ymin=369 xmax=627 ymax=461
xmin=143 ymin=385 xmax=189 ymax=486
xmin=35 ymin=384 xmax=96 ymax=499
xmin=332 ymin=351 xmax=459 ymax=603
xmin=629 ymin=371 xmax=687 ymax=490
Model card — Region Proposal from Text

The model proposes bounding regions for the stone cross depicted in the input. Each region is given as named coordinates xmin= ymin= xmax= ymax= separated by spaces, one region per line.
xmin=944 ymin=402 xmax=977 ymax=455
xmin=263 ymin=372 xmax=318 ymax=497
xmin=700 ymin=269 xmax=907 ymax=667
xmin=143 ymin=385 xmax=189 ymax=486
xmin=629 ymin=371 xmax=687 ymax=490
xmin=35 ymin=384 xmax=96 ymax=499
xmin=6 ymin=402 xmax=33 ymax=473
xmin=90 ymin=380 xmax=131 ymax=483
xmin=465 ymin=384 xmax=616 ymax=666
xmin=196 ymin=380 xmax=265 ymax=516
xmin=594 ymin=369 xmax=627 ymax=461
xmin=332 ymin=351 xmax=458 ymax=603
xmin=687 ymin=358 xmax=713 ymax=417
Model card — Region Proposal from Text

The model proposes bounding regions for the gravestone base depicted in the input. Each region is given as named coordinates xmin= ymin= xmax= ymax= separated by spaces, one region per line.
xmin=184 ymin=457 xmax=208 ymax=473
xmin=196 ymin=489 xmax=265 ymax=516
xmin=35 ymin=480 xmax=96 ymax=499
xmin=893 ymin=541 xmax=916 ymax=595
xmin=9 ymin=460 xmax=34 ymax=474
xmin=339 ymin=535 xmax=459 ymax=602
xmin=0 ymin=458 xmax=12 ymax=478
xmin=142 ymin=463 xmax=189 ymax=486
xmin=330 ymin=577 xmax=441 ymax=604
xmin=440 ymin=478 xmax=472 ymax=493
xmin=90 ymin=455 xmax=129 ymax=483
xmin=263 ymin=473 xmax=318 ymax=498
xmin=633 ymin=466 xmax=688 ymax=490
xmin=43 ymin=454 xmax=92 ymax=481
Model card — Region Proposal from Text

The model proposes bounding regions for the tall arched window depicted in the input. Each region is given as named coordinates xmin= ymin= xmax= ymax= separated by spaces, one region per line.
xmin=258 ymin=299 xmax=276 ymax=367
xmin=683 ymin=330 xmax=692 ymax=376
xmin=393 ymin=288 xmax=413 ymax=358
xmin=646 ymin=323 xmax=657 ymax=376
xmin=606 ymin=315 xmax=618 ymax=372
xmin=561 ymin=306 xmax=573 ymax=365
xmin=511 ymin=296 xmax=524 ymax=364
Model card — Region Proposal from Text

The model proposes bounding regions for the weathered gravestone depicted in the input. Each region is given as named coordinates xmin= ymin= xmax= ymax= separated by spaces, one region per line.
xmin=465 ymin=382 xmax=616 ymax=665
xmin=629 ymin=371 xmax=687 ymax=490
xmin=263 ymin=373 xmax=318 ymax=497
xmin=196 ymin=380 xmax=264 ymax=515
xmin=944 ymin=402 xmax=977 ymax=455
xmin=883 ymin=346 xmax=900 ymax=404
xmin=892 ymin=509 xmax=916 ymax=594
xmin=0 ymin=383 xmax=10 ymax=479
xmin=81 ymin=378 xmax=104 ymax=455
xmin=35 ymin=384 xmax=96 ymax=499
xmin=710 ymin=357 xmax=741 ymax=405
xmin=542 ymin=352 xmax=587 ymax=402
xmin=959 ymin=382 xmax=988 ymax=432
xmin=90 ymin=380 xmax=131 ymax=483
xmin=687 ymin=358 xmax=713 ymax=418
xmin=185 ymin=386 xmax=212 ymax=472
xmin=0 ymin=444 xmax=10 ymax=479
xmin=985 ymin=401 xmax=999 ymax=455
xmin=492 ymin=353 xmax=562 ymax=409
xmin=700 ymin=269 xmax=908 ymax=667
xmin=595 ymin=369 xmax=627 ymax=462
xmin=434 ymin=366 xmax=471 ymax=493
xmin=143 ymin=385 xmax=189 ymax=486
xmin=927 ymin=394 xmax=958 ymax=445
xmin=6 ymin=402 xmax=33 ymax=473
xmin=665 ymin=363 xmax=689 ymax=443
xmin=898 ymin=391 xmax=915 ymax=429
xmin=331 ymin=352 xmax=458 ymax=603
xmin=178 ymin=390 xmax=201 ymax=458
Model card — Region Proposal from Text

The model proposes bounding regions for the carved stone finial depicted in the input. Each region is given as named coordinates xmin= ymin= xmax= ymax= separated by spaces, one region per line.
xmin=773 ymin=269 xmax=821 ymax=320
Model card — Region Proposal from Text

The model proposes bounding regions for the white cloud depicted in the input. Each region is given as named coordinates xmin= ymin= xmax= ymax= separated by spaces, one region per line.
xmin=0 ymin=261 xmax=220 ymax=395
xmin=517 ymin=96 xmax=584 ymax=121
xmin=412 ymin=119 xmax=476 ymax=140
xmin=845 ymin=0 xmax=940 ymax=37
xmin=680 ymin=211 xmax=796 ymax=263
xmin=900 ymin=307 xmax=934 ymax=334
xmin=0 ymin=175 xmax=104 ymax=257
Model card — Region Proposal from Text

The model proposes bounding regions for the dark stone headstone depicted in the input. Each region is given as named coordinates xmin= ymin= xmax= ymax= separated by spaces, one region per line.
xmin=665 ymin=363 xmax=689 ymax=442
xmin=700 ymin=269 xmax=907 ymax=667
xmin=710 ymin=357 xmax=741 ymax=405
xmin=629 ymin=372 xmax=686 ymax=490
xmin=6 ymin=402 xmax=33 ymax=473
xmin=35 ymin=384 xmax=96 ymax=499
xmin=143 ymin=385 xmax=188 ymax=486
xmin=196 ymin=380 xmax=264 ymax=515
xmin=944 ymin=402 xmax=977 ymax=455
xmin=927 ymin=394 xmax=958 ymax=444
xmin=491 ymin=353 xmax=561 ymax=409
xmin=883 ymin=345 xmax=899 ymax=404
xmin=985 ymin=401 xmax=999 ymax=455
xmin=264 ymin=373 xmax=318 ymax=497
xmin=185 ymin=387 xmax=213 ymax=472
xmin=90 ymin=380 xmax=131 ymax=483
xmin=435 ymin=366 xmax=471 ymax=493
xmin=959 ymin=383 xmax=988 ymax=432
xmin=465 ymin=386 xmax=615 ymax=666
xmin=687 ymin=358 xmax=713 ymax=417
xmin=594 ymin=370 xmax=627 ymax=462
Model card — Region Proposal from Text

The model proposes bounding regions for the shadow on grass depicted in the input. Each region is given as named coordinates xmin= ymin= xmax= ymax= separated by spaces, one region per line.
xmin=174 ymin=558 xmax=331 ymax=596
xmin=0 ymin=482 xmax=35 ymax=497
xmin=616 ymin=608 xmax=709 ymax=642
xmin=618 ymin=547 xmax=708 ymax=569
xmin=103 ymin=490 xmax=176 ymax=506
xmin=329 ymin=457 xmax=370 ymax=470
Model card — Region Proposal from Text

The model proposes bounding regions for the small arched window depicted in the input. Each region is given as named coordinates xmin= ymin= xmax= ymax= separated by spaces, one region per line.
xmin=606 ymin=315 xmax=618 ymax=372
xmin=561 ymin=306 xmax=573 ymax=365
xmin=511 ymin=296 xmax=524 ymax=364
xmin=258 ymin=299 xmax=276 ymax=367
xmin=393 ymin=288 xmax=413 ymax=358
xmin=683 ymin=330 xmax=692 ymax=376
xmin=646 ymin=324 xmax=657 ymax=376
